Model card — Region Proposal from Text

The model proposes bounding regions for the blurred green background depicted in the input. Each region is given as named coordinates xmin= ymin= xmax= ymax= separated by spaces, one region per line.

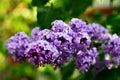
xmin=0 ymin=0 xmax=120 ymax=80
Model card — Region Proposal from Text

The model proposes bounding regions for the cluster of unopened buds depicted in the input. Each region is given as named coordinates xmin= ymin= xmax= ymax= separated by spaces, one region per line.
xmin=5 ymin=18 xmax=120 ymax=74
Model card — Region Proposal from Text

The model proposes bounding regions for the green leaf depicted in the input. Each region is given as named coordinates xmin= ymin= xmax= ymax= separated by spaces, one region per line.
xmin=95 ymin=68 xmax=120 ymax=80
xmin=63 ymin=0 xmax=93 ymax=16
xmin=106 ymin=14 xmax=120 ymax=35
xmin=37 ymin=6 xmax=62 ymax=29
xmin=60 ymin=59 xmax=75 ymax=80
xmin=36 ymin=0 xmax=93 ymax=29
xmin=32 ymin=0 xmax=49 ymax=6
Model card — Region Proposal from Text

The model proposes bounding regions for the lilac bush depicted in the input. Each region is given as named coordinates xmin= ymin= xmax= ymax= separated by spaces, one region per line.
xmin=5 ymin=18 xmax=120 ymax=74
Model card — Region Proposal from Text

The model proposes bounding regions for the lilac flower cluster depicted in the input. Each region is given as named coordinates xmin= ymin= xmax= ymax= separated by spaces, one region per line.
xmin=102 ymin=34 xmax=120 ymax=68
xmin=6 ymin=32 xmax=30 ymax=61
xmin=92 ymin=33 xmax=120 ymax=74
xmin=6 ymin=18 xmax=120 ymax=74
xmin=87 ymin=23 xmax=110 ymax=42
xmin=75 ymin=47 xmax=99 ymax=73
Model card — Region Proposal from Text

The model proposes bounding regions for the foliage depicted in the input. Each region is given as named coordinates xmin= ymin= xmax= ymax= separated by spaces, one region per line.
xmin=33 ymin=0 xmax=93 ymax=29
xmin=0 ymin=0 xmax=120 ymax=80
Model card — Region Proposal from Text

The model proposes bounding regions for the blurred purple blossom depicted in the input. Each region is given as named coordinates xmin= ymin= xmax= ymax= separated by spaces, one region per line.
xmin=25 ymin=40 xmax=60 ymax=67
xmin=87 ymin=23 xmax=110 ymax=42
xmin=102 ymin=34 xmax=120 ymax=68
xmin=6 ymin=32 xmax=30 ymax=61
xmin=6 ymin=18 xmax=118 ymax=74
xmin=75 ymin=47 xmax=99 ymax=73
xmin=69 ymin=18 xmax=87 ymax=32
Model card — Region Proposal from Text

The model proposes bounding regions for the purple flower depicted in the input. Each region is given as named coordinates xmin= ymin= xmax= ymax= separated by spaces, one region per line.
xmin=75 ymin=47 xmax=99 ymax=73
xmin=25 ymin=40 xmax=60 ymax=67
xmin=93 ymin=60 xmax=111 ymax=75
xmin=31 ymin=27 xmax=41 ymax=39
xmin=71 ymin=32 xmax=91 ymax=52
xmin=36 ymin=31 xmax=74 ymax=66
xmin=5 ymin=18 xmax=117 ymax=74
xmin=53 ymin=32 xmax=73 ymax=53
xmin=112 ymin=57 xmax=120 ymax=68
xmin=31 ymin=28 xmax=56 ymax=43
xmin=102 ymin=34 xmax=120 ymax=67
xmin=102 ymin=34 xmax=120 ymax=55
xmin=87 ymin=23 xmax=109 ymax=42
xmin=38 ymin=29 xmax=56 ymax=42
xmin=5 ymin=32 xmax=30 ymax=61
xmin=69 ymin=18 xmax=87 ymax=32
xmin=51 ymin=20 xmax=71 ymax=33
xmin=53 ymin=51 xmax=72 ymax=67
xmin=51 ymin=20 xmax=75 ymax=38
